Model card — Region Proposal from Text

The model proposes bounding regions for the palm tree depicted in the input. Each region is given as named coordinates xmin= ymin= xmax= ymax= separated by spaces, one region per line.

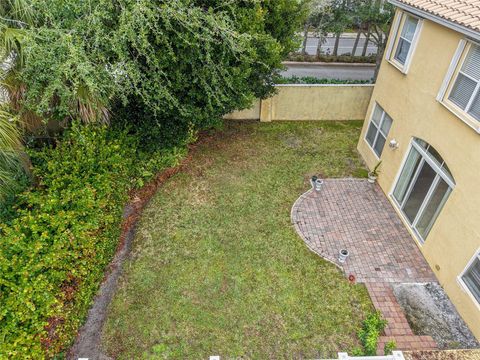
xmin=0 ymin=0 xmax=33 ymax=199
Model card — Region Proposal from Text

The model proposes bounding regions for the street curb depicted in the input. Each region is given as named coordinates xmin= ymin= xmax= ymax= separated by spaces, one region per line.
xmin=282 ymin=61 xmax=376 ymax=67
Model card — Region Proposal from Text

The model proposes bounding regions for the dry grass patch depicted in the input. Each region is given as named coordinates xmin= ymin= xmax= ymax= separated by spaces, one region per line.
xmin=101 ymin=121 xmax=372 ymax=359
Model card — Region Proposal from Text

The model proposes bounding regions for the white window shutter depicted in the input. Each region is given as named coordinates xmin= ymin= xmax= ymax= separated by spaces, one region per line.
xmin=385 ymin=11 xmax=402 ymax=61
xmin=403 ymin=19 xmax=423 ymax=74
xmin=437 ymin=39 xmax=467 ymax=101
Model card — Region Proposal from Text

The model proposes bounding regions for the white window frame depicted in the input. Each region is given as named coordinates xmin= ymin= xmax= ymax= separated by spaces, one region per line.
xmin=364 ymin=103 xmax=393 ymax=158
xmin=458 ymin=248 xmax=480 ymax=310
xmin=385 ymin=11 xmax=423 ymax=74
xmin=390 ymin=138 xmax=454 ymax=244
xmin=437 ymin=39 xmax=480 ymax=134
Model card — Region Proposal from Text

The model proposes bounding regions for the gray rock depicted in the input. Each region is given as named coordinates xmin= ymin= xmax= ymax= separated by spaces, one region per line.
xmin=393 ymin=282 xmax=479 ymax=349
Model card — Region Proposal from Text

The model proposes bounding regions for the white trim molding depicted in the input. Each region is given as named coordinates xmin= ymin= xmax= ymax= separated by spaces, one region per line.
xmin=436 ymin=39 xmax=480 ymax=134
xmin=458 ymin=248 xmax=480 ymax=311
xmin=404 ymin=18 xmax=423 ymax=73
xmin=386 ymin=10 xmax=424 ymax=74
xmin=385 ymin=11 xmax=402 ymax=60
xmin=338 ymin=351 xmax=405 ymax=360
xmin=389 ymin=138 xmax=455 ymax=244
xmin=364 ymin=102 xmax=394 ymax=158
xmin=437 ymin=39 xmax=467 ymax=101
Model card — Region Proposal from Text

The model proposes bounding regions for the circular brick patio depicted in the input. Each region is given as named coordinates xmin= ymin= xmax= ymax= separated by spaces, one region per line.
xmin=291 ymin=178 xmax=439 ymax=353
xmin=291 ymin=178 xmax=436 ymax=283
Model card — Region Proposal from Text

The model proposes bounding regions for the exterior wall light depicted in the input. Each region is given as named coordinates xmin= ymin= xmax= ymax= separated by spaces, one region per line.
xmin=389 ymin=139 xmax=399 ymax=150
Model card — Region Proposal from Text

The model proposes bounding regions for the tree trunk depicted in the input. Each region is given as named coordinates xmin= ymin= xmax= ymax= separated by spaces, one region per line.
xmin=333 ymin=32 xmax=341 ymax=57
xmin=301 ymin=24 xmax=309 ymax=55
xmin=316 ymin=32 xmax=323 ymax=58
xmin=373 ymin=32 xmax=385 ymax=81
xmin=351 ymin=29 xmax=361 ymax=57
xmin=362 ymin=28 xmax=371 ymax=56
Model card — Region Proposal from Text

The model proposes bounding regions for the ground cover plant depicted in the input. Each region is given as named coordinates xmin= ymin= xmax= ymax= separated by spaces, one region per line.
xmin=102 ymin=120 xmax=373 ymax=359
xmin=0 ymin=123 xmax=189 ymax=357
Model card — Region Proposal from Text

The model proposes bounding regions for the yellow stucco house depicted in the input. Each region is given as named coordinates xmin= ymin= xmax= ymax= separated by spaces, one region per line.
xmin=358 ymin=0 xmax=480 ymax=340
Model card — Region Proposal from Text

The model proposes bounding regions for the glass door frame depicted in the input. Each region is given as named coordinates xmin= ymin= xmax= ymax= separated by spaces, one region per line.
xmin=390 ymin=138 xmax=455 ymax=244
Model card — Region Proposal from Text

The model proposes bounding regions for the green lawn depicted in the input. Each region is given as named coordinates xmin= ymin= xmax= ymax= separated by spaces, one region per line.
xmin=101 ymin=121 xmax=373 ymax=359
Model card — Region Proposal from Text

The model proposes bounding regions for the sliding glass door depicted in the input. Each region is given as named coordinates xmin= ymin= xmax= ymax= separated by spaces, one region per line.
xmin=393 ymin=139 xmax=454 ymax=242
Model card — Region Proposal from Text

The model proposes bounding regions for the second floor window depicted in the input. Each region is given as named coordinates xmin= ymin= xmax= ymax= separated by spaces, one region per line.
xmin=394 ymin=16 xmax=419 ymax=65
xmin=448 ymin=44 xmax=480 ymax=121
xmin=386 ymin=11 xmax=422 ymax=73
xmin=437 ymin=40 xmax=480 ymax=133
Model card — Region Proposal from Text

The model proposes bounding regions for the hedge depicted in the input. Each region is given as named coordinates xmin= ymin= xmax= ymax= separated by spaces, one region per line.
xmin=0 ymin=123 xmax=187 ymax=357
xmin=275 ymin=75 xmax=372 ymax=84
xmin=287 ymin=53 xmax=377 ymax=63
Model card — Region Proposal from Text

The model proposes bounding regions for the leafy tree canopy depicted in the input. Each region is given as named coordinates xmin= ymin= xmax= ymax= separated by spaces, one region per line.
xmin=0 ymin=0 xmax=307 ymax=139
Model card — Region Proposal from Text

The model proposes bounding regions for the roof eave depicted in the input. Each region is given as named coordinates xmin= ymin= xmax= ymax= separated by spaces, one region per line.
xmin=389 ymin=0 xmax=480 ymax=42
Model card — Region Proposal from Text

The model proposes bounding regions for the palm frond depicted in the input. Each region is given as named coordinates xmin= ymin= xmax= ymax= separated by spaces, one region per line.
xmin=8 ymin=0 xmax=34 ymax=25
xmin=75 ymin=84 xmax=110 ymax=124
xmin=0 ymin=27 xmax=28 ymax=66
xmin=0 ymin=108 xmax=21 ymax=150
xmin=0 ymin=106 xmax=24 ymax=201
xmin=0 ymin=0 xmax=34 ymax=27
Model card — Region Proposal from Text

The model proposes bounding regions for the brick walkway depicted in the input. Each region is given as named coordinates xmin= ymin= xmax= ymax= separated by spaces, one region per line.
xmin=291 ymin=179 xmax=438 ymax=354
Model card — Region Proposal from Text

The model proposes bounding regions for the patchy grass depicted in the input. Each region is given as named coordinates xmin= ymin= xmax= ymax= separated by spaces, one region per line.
xmin=101 ymin=121 xmax=372 ymax=359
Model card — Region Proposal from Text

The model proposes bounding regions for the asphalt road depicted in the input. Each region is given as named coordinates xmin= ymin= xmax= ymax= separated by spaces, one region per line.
xmin=281 ymin=63 xmax=375 ymax=81
xmin=302 ymin=35 xmax=378 ymax=56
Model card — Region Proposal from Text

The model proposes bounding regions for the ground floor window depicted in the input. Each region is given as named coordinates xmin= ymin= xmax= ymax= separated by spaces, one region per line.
xmin=392 ymin=138 xmax=454 ymax=242
xmin=462 ymin=253 xmax=480 ymax=305
xmin=365 ymin=103 xmax=393 ymax=157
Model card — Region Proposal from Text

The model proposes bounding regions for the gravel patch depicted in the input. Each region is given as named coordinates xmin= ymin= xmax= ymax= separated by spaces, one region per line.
xmin=393 ymin=282 xmax=479 ymax=349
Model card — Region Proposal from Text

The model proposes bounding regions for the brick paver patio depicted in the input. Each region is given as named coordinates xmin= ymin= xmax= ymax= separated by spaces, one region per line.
xmin=291 ymin=179 xmax=438 ymax=354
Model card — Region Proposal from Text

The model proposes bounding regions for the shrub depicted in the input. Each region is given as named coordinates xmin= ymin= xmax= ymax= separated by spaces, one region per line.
xmin=0 ymin=123 xmax=187 ymax=357
xmin=275 ymin=75 xmax=372 ymax=85
xmin=357 ymin=311 xmax=387 ymax=356
xmin=287 ymin=53 xmax=377 ymax=63
xmin=384 ymin=340 xmax=397 ymax=355
xmin=0 ymin=171 xmax=30 ymax=224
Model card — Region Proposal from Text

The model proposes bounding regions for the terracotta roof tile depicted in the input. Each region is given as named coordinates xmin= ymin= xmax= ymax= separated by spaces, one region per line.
xmin=394 ymin=0 xmax=480 ymax=33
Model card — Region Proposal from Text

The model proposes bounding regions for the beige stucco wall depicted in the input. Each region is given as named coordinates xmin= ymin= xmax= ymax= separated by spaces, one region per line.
xmin=225 ymin=85 xmax=373 ymax=121
xmin=271 ymin=85 xmax=373 ymax=121
xmin=358 ymin=10 xmax=480 ymax=339
xmin=223 ymin=100 xmax=260 ymax=120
